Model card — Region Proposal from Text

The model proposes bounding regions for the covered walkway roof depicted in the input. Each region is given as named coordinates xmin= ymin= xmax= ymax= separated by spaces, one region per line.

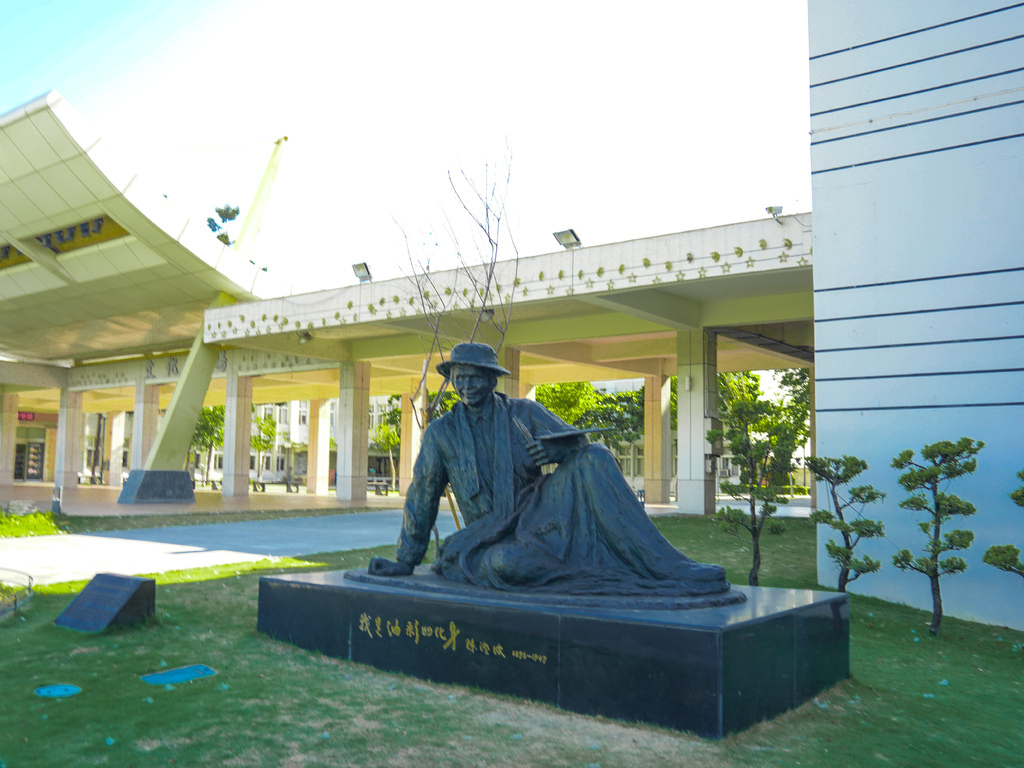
xmin=0 ymin=91 xmax=263 ymax=366
xmin=0 ymin=92 xmax=813 ymax=411
xmin=203 ymin=214 xmax=814 ymax=395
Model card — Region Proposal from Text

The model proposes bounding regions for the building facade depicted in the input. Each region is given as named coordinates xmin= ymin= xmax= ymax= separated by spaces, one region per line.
xmin=809 ymin=1 xmax=1024 ymax=629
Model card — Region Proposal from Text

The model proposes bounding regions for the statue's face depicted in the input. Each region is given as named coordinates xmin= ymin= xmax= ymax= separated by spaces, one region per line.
xmin=452 ymin=365 xmax=497 ymax=409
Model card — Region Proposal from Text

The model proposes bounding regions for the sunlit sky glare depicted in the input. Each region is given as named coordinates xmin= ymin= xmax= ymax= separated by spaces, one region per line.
xmin=3 ymin=0 xmax=812 ymax=297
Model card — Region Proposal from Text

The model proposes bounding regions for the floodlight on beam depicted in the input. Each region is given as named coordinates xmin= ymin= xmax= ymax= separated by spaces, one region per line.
xmin=553 ymin=229 xmax=582 ymax=250
xmin=766 ymin=206 xmax=784 ymax=225
xmin=352 ymin=262 xmax=372 ymax=283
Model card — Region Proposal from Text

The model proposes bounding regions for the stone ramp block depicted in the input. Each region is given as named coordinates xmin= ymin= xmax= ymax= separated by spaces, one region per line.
xmin=55 ymin=573 xmax=155 ymax=632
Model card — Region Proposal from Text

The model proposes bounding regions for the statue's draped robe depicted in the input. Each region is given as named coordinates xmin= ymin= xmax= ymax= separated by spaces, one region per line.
xmin=397 ymin=393 xmax=729 ymax=595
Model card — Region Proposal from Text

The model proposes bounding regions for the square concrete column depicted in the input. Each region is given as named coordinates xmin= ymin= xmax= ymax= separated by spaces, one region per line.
xmin=643 ymin=374 xmax=674 ymax=504
xmin=306 ymin=398 xmax=331 ymax=495
xmin=221 ymin=357 xmax=253 ymax=497
xmin=676 ymin=330 xmax=718 ymax=516
xmin=502 ymin=346 xmax=522 ymax=398
xmin=54 ymin=389 xmax=84 ymax=490
xmin=336 ymin=362 xmax=370 ymax=501
xmin=399 ymin=382 xmax=426 ymax=495
xmin=104 ymin=411 xmax=126 ymax=488
xmin=131 ymin=379 xmax=160 ymax=470
xmin=0 ymin=391 xmax=18 ymax=484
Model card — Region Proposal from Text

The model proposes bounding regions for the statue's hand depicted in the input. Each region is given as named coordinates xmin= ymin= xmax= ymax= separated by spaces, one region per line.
xmin=368 ymin=557 xmax=414 ymax=577
xmin=527 ymin=439 xmax=570 ymax=466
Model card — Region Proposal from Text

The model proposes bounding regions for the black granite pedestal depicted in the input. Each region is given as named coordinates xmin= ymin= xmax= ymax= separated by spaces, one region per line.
xmin=257 ymin=569 xmax=848 ymax=738
xmin=117 ymin=470 xmax=195 ymax=504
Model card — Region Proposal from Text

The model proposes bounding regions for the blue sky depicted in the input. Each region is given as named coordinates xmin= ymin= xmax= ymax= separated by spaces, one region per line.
xmin=2 ymin=0 xmax=812 ymax=296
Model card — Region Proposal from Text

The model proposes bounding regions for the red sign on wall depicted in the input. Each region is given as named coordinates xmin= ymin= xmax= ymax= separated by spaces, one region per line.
xmin=17 ymin=412 xmax=34 ymax=421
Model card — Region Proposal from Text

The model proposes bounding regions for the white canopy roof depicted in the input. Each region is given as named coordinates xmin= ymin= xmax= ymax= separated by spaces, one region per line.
xmin=0 ymin=91 xmax=263 ymax=364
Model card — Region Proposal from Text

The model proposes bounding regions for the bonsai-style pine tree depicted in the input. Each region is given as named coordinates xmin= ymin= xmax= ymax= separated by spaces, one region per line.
xmin=891 ymin=437 xmax=984 ymax=636
xmin=807 ymin=455 xmax=885 ymax=592
xmin=982 ymin=468 xmax=1024 ymax=581
xmin=710 ymin=373 xmax=801 ymax=586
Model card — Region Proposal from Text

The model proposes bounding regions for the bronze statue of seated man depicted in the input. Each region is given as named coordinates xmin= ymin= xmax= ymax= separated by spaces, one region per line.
xmin=369 ymin=342 xmax=730 ymax=596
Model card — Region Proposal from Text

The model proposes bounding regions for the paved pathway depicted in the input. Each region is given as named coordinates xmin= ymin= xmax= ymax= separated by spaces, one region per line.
xmin=0 ymin=486 xmax=809 ymax=586
xmin=1 ymin=511 xmax=458 ymax=586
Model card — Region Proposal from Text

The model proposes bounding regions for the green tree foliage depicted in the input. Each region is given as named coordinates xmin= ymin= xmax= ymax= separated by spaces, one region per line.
xmin=206 ymin=204 xmax=240 ymax=246
xmin=382 ymin=395 xmax=402 ymax=430
xmin=982 ymin=468 xmax=1024 ymax=581
xmin=535 ymin=382 xmax=643 ymax=452
xmin=711 ymin=373 xmax=800 ymax=586
xmin=577 ymin=389 xmax=644 ymax=452
xmin=251 ymin=407 xmax=277 ymax=479
xmin=535 ymin=382 xmax=598 ymax=425
xmin=777 ymin=368 xmax=811 ymax=449
xmin=807 ymin=455 xmax=885 ymax=592
xmin=427 ymin=389 xmax=460 ymax=421
xmin=189 ymin=406 xmax=224 ymax=483
xmin=369 ymin=423 xmax=401 ymax=491
xmin=891 ymin=437 xmax=984 ymax=636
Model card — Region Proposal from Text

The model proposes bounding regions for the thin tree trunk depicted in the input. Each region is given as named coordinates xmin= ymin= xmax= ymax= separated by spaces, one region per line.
xmin=749 ymin=529 xmax=761 ymax=586
xmin=929 ymin=574 xmax=943 ymax=635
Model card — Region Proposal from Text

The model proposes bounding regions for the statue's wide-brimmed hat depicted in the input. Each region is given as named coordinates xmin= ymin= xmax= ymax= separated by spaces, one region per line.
xmin=436 ymin=342 xmax=510 ymax=379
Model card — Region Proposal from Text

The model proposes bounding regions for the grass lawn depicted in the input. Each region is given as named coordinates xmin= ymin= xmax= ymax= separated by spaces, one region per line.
xmin=0 ymin=512 xmax=64 ymax=538
xmin=1 ymin=517 xmax=1021 ymax=767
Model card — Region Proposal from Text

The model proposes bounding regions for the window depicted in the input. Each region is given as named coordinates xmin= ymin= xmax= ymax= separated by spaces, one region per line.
xmin=298 ymin=405 xmax=308 ymax=426
xmin=277 ymin=457 xmax=285 ymax=471
xmin=634 ymin=446 xmax=644 ymax=477
xmin=278 ymin=406 xmax=288 ymax=423
xmin=616 ymin=446 xmax=632 ymax=477
xmin=249 ymin=455 xmax=256 ymax=470
xmin=215 ymin=456 xmax=224 ymax=470
xmin=263 ymin=455 xmax=271 ymax=470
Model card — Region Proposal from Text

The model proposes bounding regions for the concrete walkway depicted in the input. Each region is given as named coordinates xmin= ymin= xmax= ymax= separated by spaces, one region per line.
xmin=1 ymin=510 xmax=460 ymax=586
xmin=0 ymin=482 xmax=810 ymax=587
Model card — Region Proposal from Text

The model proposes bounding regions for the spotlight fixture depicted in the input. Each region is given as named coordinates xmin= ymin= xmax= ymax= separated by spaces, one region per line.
xmin=766 ymin=206 xmax=784 ymax=225
xmin=553 ymin=229 xmax=582 ymax=250
xmin=352 ymin=262 xmax=372 ymax=283
xmin=297 ymin=331 xmax=312 ymax=345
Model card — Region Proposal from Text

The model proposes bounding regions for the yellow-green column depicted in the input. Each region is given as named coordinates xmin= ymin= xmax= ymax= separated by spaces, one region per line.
xmin=336 ymin=362 xmax=370 ymax=501
xmin=306 ymin=398 xmax=331 ymax=495
xmin=643 ymin=374 xmax=673 ymax=504
xmin=502 ymin=346 xmax=522 ymax=398
xmin=399 ymin=382 xmax=425 ymax=495
xmin=676 ymin=330 xmax=718 ymax=516
xmin=0 ymin=391 xmax=18 ymax=484
xmin=119 ymin=293 xmax=234 ymax=503
xmin=104 ymin=411 xmax=126 ymax=488
xmin=54 ymin=388 xmax=84 ymax=490
xmin=221 ymin=351 xmax=253 ymax=497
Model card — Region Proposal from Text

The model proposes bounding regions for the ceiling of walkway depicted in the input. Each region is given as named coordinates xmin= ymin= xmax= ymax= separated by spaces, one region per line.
xmin=0 ymin=92 xmax=261 ymax=366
